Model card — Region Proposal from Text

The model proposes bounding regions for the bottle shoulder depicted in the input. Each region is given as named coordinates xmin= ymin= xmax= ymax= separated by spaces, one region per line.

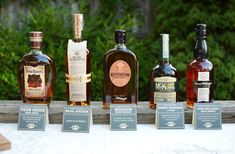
xmin=104 ymin=48 xmax=137 ymax=60
xmin=20 ymin=52 xmax=54 ymax=65
xmin=152 ymin=62 xmax=177 ymax=77
xmin=188 ymin=59 xmax=213 ymax=70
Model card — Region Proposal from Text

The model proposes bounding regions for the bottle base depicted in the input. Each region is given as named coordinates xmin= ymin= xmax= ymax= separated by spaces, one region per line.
xmin=67 ymin=101 xmax=90 ymax=106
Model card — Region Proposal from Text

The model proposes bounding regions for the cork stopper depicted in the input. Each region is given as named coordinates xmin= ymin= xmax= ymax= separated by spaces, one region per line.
xmin=73 ymin=14 xmax=83 ymax=39
xmin=29 ymin=31 xmax=43 ymax=49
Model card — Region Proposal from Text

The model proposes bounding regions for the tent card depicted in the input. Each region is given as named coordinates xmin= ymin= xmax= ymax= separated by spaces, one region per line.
xmin=193 ymin=103 xmax=222 ymax=130
xmin=18 ymin=104 xmax=47 ymax=131
xmin=62 ymin=106 xmax=92 ymax=133
xmin=110 ymin=104 xmax=137 ymax=131
xmin=156 ymin=103 xmax=185 ymax=129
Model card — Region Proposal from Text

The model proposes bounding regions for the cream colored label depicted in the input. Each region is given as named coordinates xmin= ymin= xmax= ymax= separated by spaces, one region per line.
xmin=24 ymin=66 xmax=45 ymax=97
xmin=109 ymin=60 xmax=131 ymax=87
xmin=67 ymin=40 xmax=87 ymax=102
xmin=198 ymin=72 xmax=209 ymax=81
xmin=197 ymin=88 xmax=209 ymax=102
xmin=154 ymin=77 xmax=176 ymax=103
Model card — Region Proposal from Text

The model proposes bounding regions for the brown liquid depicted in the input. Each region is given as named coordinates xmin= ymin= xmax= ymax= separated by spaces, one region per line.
xmin=186 ymin=59 xmax=214 ymax=108
xmin=103 ymin=48 xmax=138 ymax=109
xmin=18 ymin=51 xmax=56 ymax=105
xmin=149 ymin=62 xmax=177 ymax=109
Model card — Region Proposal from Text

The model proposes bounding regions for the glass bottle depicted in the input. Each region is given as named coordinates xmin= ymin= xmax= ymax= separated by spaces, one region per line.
xmin=149 ymin=34 xmax=178 ymax=109
xmin=186 ymin=24 xmax=214 ymax=108
xmin=18 ymin=31 xmax=56 ymax=105
xmin=103 ymin=30 xmax=138 ymax=109
xmin=66 ymin=14 xmax=91 ymax=106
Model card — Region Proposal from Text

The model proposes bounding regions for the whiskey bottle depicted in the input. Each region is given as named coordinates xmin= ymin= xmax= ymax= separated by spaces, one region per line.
xmin=103 ymin=30 xmax=138 ymax=109
xmin=186 ymin=24 xmax=214 ymax=108
xmin=18 ymin=31 xmax=56 ymax=105
xmin=66 ymin=14 xmax=91 ymax=106
xmin=149 ymin=34 xmax=178 ymax=109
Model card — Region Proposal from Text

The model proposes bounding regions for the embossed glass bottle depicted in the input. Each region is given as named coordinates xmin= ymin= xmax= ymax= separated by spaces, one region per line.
xmin=18 ymin=31 xmax=56 ymax=105
xmin=103 ymin=30 xmax=138 ymax=109
xmin=186 ymin=24 xmax=214 ymax=108
xmin=66 ymin=14 xmax=91 ymax=106
xmin=149 ymin=34 xmax=178 ymax=109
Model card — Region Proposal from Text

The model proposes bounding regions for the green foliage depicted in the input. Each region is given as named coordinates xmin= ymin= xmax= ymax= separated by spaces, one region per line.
xmin=0 ymin=0 xmax=235 ymax=101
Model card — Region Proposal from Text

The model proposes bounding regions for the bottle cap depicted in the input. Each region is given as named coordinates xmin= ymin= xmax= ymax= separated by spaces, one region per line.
xmin=74 ymin=14 xmax=83 ymax=39
xmin=29 ymin=31 xmax=43 ymax=41
xmin=115 ymin=30 xmax=126 ymax=43
xmin=195 ymin=23 xmax=206 ymax=37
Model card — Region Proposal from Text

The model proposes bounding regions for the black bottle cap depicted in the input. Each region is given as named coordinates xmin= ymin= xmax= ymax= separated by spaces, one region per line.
xmin=115 ymin=30 xmax=126 ymax=43
xmin=195 ymin=24 xmax=206 ymax=37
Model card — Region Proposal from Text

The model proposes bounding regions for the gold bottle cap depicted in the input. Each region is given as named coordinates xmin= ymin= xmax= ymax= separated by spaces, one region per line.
xmin=73 ymin=14 xmax=83 ymax=39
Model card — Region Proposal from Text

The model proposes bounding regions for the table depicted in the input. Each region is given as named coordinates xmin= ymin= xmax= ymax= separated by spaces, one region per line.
xmin=1 ymin=123 xmax=235 ymax=154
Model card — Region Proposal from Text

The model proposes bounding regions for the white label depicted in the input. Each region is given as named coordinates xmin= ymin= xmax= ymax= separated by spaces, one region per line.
xmin=67 ymin=40 xmax=87 ymax=102
xmin=161 ymin=34 xmax=169 ymax=59
xmin=24 ymin=66 xmax=45 ymax=97
xmin=198 ymin=72 xmax=209 ymax=81
xmin=197 ymin=88 xmax=209 ymax=102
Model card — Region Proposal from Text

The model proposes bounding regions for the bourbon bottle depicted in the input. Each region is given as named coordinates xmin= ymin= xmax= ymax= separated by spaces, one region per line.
xmin=66 ymin=14 xmax=91 ymax=106
xmin=103 ymin=30 xmax=138 ymax=109
xmin=186 ymin=24 xmax=214 ymax=108
xmin=18 ymin=31 xmax=56 ymax=105
xmin=149 ymin=34 xmax=178 ymax=109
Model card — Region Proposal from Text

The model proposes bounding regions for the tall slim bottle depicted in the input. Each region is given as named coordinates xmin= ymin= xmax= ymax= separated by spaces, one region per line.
xmin=149 ymin=34 xmax=178 ymax=109
xmin=18 ymin=31 xmax=56 ymax=105
xmin=66 ymin=14 xmax=91 ymax=106
xmin=186 ymin=24 xmax=214 ymax=108
xmin=103 ymin=30 xmax=138 ymax=109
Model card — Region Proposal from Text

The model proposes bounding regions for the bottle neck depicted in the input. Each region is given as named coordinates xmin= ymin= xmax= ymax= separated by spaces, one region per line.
xmin=115 ymin=43 xmax=126 ymax=50
xmin=194 ymin=37 xmax=208 ymax=59
xmin=30 ymin=41 xmax=42 ymax=54
xmin=74 ymin=37 xmax=82 ymax=43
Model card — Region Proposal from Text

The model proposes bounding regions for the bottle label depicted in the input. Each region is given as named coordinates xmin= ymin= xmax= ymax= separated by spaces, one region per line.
xmin=196 ymin=72 xmax=210 ymax=102
xmin=24 ymin=65 xmax=45 ymax=97
xmin=109 ymin=60 xmax=131 ymax=87
xmin=67 ymin=40 xmax=88 ymax=102
xmin=154 ymin=77 xmax=176 ymax=103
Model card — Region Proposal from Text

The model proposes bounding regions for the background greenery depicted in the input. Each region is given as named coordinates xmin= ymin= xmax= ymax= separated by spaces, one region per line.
xmin=0 ymin=0 xmax=235 ymax=101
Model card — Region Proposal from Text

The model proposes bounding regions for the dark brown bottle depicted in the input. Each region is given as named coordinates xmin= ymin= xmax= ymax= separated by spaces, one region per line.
xmin=66 ymin=14 xmax=91 ymax=106
xmin=186 ymin=24 xmax=214 ymax=108
xmin=103 ymin=30 xmax=138 ymax=109
xmin=18 ymin=31 xmax=56 ymax=105
xmin=149 ymin=34 xmax=178 ymax=109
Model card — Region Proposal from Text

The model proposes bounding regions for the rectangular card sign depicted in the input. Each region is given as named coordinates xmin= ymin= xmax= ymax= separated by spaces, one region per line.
xmin=18 ymin=104 xmax=47 ymax=131
xmin=156 ymin=103 xmax=185 ymax=129
xmin=110 ymin=104 xmax=137 ymax=131
xmin=62 ymin=106 xmax=92 ymax=133
xmin=193 ymin=103 xmax=222 ymax=130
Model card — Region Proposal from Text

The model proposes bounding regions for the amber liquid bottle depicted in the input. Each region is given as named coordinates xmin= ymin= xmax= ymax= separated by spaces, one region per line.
xmin=103 ymin=30 xmax=138 ymax=109
xmin=186 ymin=24 xmax=214 ymax=108
xmin=149 ymin=34 xmax=178 ymax=109
xmin=18 ymin=31 xmax=56 ymax=105
xmin=66 ymin=14 xmax=91 ymax=106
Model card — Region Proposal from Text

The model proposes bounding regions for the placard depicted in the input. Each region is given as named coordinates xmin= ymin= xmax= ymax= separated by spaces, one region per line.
xmin=110 ymin=104 xmax=137 ymax=131
xmin=18 ymin=104 xmax=47 ymax=131
xmin=62 ymin=106 xmax=92 ymax=133
xmin=156 ymin=103 xmax=185 ymax=129
xmin=193 ymin=103 xmax=222 ymax=130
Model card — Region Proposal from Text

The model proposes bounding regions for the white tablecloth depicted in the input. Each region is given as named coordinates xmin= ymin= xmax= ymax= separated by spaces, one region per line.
xmin=0 ymin=123 xmax=235 ymax=154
